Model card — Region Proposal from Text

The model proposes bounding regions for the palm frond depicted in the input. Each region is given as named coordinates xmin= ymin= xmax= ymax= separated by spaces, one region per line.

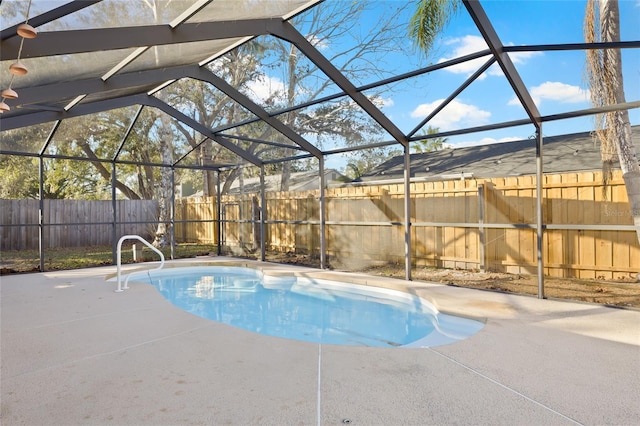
xmin=409 ymin=0 xmax=459 ymax=54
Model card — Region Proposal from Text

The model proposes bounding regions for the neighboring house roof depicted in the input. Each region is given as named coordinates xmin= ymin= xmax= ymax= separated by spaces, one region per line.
xmin=184 ymin=169 xmax=347 ymax=196
xmin=357 ymin=126 xmax=640 ymax=183
xmin=228 ymin=169 xmax=346 ymax=194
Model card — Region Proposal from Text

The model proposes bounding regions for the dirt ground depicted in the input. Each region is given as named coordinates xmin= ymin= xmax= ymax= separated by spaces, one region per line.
xmin=264 ymin=253 xmax=640 ymax=309
xmin=362 ymin=265 xmax=640 ymax=309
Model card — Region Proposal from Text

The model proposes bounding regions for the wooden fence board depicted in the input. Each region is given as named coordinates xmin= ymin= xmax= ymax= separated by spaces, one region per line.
xmin=2 ymin=170 xmax=638 ymax=277
xmin=0 ymin=199 xmax=158 ymax=250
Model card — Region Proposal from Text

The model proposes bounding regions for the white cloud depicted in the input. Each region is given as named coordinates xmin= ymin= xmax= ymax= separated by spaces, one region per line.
xmin=508 ymin=49 xmax=542 ymax=65
xmin=438 ymin=35 xmax=494 ymax=79
xmin=246 ymin=74 xmax=286 ymax=104
xmin=410 ymin=99 xmax=491 ymax=130
xmin=307 ymin=34 xmax=328 ymax=50
xmin=438 ymin=36 xmax=542 ymax=79
xmin=508 ymin=81 xmax=590 ymax=106
xmin=367 ymin=94 xmax=394 ymax=108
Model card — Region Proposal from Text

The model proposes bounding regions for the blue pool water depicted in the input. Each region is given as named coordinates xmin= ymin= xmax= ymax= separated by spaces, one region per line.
xmin=125 ymin=266 xmax=484 ymax=348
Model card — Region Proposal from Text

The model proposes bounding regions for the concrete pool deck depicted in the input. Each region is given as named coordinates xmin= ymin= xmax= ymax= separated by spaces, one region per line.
xmin=1 ymin=257 xmax=639 ymax=425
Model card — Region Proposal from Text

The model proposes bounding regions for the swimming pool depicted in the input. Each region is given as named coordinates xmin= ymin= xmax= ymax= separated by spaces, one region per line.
xmin=123 ymin=266 xmax=484 ymax=348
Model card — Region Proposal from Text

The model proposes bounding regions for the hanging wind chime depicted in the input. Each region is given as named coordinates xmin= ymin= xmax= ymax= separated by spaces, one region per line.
xmin=1 ymin=0 xmax=38 ymax=113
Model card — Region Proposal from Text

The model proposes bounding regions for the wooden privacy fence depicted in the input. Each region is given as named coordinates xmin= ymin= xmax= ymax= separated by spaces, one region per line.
xmin=0 ymin=199 xmax=158 ymax=250
xmin=175 ymin=197 xmax=217 ymax=244
xmin=177 ymin=170 xmax=639 ymax=280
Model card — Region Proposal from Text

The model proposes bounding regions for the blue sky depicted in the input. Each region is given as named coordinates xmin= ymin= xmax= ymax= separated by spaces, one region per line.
xmin=367 ymin=0 xmax=640 ymax=149
xmin=243 ymin=0 xmax=636 ymax=169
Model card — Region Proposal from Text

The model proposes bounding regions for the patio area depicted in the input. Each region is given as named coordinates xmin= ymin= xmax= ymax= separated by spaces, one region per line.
xmin=1 ymin=258 xmax=639 ymax=425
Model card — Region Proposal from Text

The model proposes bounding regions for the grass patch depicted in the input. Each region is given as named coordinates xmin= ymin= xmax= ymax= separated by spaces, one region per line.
xmin=0 ymin=243 xmax=217 ymax=274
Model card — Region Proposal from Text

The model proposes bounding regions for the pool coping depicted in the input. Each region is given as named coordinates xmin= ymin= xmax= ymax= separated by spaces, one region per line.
xmin=116 ymin=256 xmax=640 ymax=343
xmin=116 ymin=260 xmax=488 ymax=348
xmin=111 ymin=258 xmax=484 ymax=317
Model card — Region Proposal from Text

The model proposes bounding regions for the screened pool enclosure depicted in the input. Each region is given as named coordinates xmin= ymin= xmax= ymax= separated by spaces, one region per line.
xmin=1 ymin=0 xmax=639 ymax=295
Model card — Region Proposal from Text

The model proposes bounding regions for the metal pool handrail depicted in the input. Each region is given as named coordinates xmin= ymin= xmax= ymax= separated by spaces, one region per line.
xmin=116 ymin=235 xmax=165 ymax=293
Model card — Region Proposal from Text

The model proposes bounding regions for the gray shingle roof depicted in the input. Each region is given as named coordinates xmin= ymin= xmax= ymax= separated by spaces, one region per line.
xmin=358 ymin=126 xmax=640 ymax=183
xmin=227 ymin=169 xmax=346 ymax=194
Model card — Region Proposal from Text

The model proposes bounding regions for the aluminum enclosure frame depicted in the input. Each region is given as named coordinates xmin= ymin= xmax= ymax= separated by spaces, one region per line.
xmin=1 ymin=0 xmax=639 ymax=296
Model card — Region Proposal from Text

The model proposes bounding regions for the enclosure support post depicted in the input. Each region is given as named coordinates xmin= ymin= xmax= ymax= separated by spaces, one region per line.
xmin=238 ymin=166 xmax=246 ymax=250
xmin=111 ymin=162 xmax=118 ymax=264
xmin=216 ymin=171 xmax=222 ymax=256
xmin=536 ymin=126 xmax=545 ymax=299
xmin=260 ymin=165 xmax=266 ymax=261
xmin=109 ymin=107 xmax=142 ymax=266
xmin=170 ymin=167 xmax=176 ymax=260
xmin=478 ymin=184 xmax=486 ymax=272
xmin=319 ymin=156 xmax=327 ymax=269
xmin=38 ymin=156 xmax=45 ymax=272
xmin=37 ymin=121 xmax=61 ymax=271
xmin=404 ymin=146 xmax=412 ymax=281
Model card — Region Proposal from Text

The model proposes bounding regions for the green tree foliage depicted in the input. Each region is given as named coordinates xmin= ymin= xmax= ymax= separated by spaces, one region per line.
xmin=412 ymin=126 xmax=448 ymax=153
xmin=0 ymin=125 xmax=50 ymax=199
xmin=344 ymin=147 xmax=403 ymax=180
xmin=0 ymin=155 xmax=39 ymax=199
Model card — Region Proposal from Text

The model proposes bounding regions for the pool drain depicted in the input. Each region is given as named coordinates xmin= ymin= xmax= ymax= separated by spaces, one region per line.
xmin=342 ymin=419 xmax=352 ymax=424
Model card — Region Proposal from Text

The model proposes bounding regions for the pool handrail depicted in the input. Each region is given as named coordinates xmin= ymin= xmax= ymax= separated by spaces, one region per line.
xmin=116 ymin=235 xmax=165 ymax=292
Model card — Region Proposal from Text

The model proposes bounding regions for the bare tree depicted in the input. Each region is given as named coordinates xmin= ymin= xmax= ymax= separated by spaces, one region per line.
xmin=256 ymin=1 xmax=415 ymax=190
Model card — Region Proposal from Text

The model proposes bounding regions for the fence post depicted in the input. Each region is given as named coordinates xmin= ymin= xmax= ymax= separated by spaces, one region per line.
xmin=478 ymin=183 xmax=486 ymax=272
xmin=179 ymin=199 xmax=186 ymax=243
xmin=253 ymin=195 xmax=261 ymax=252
